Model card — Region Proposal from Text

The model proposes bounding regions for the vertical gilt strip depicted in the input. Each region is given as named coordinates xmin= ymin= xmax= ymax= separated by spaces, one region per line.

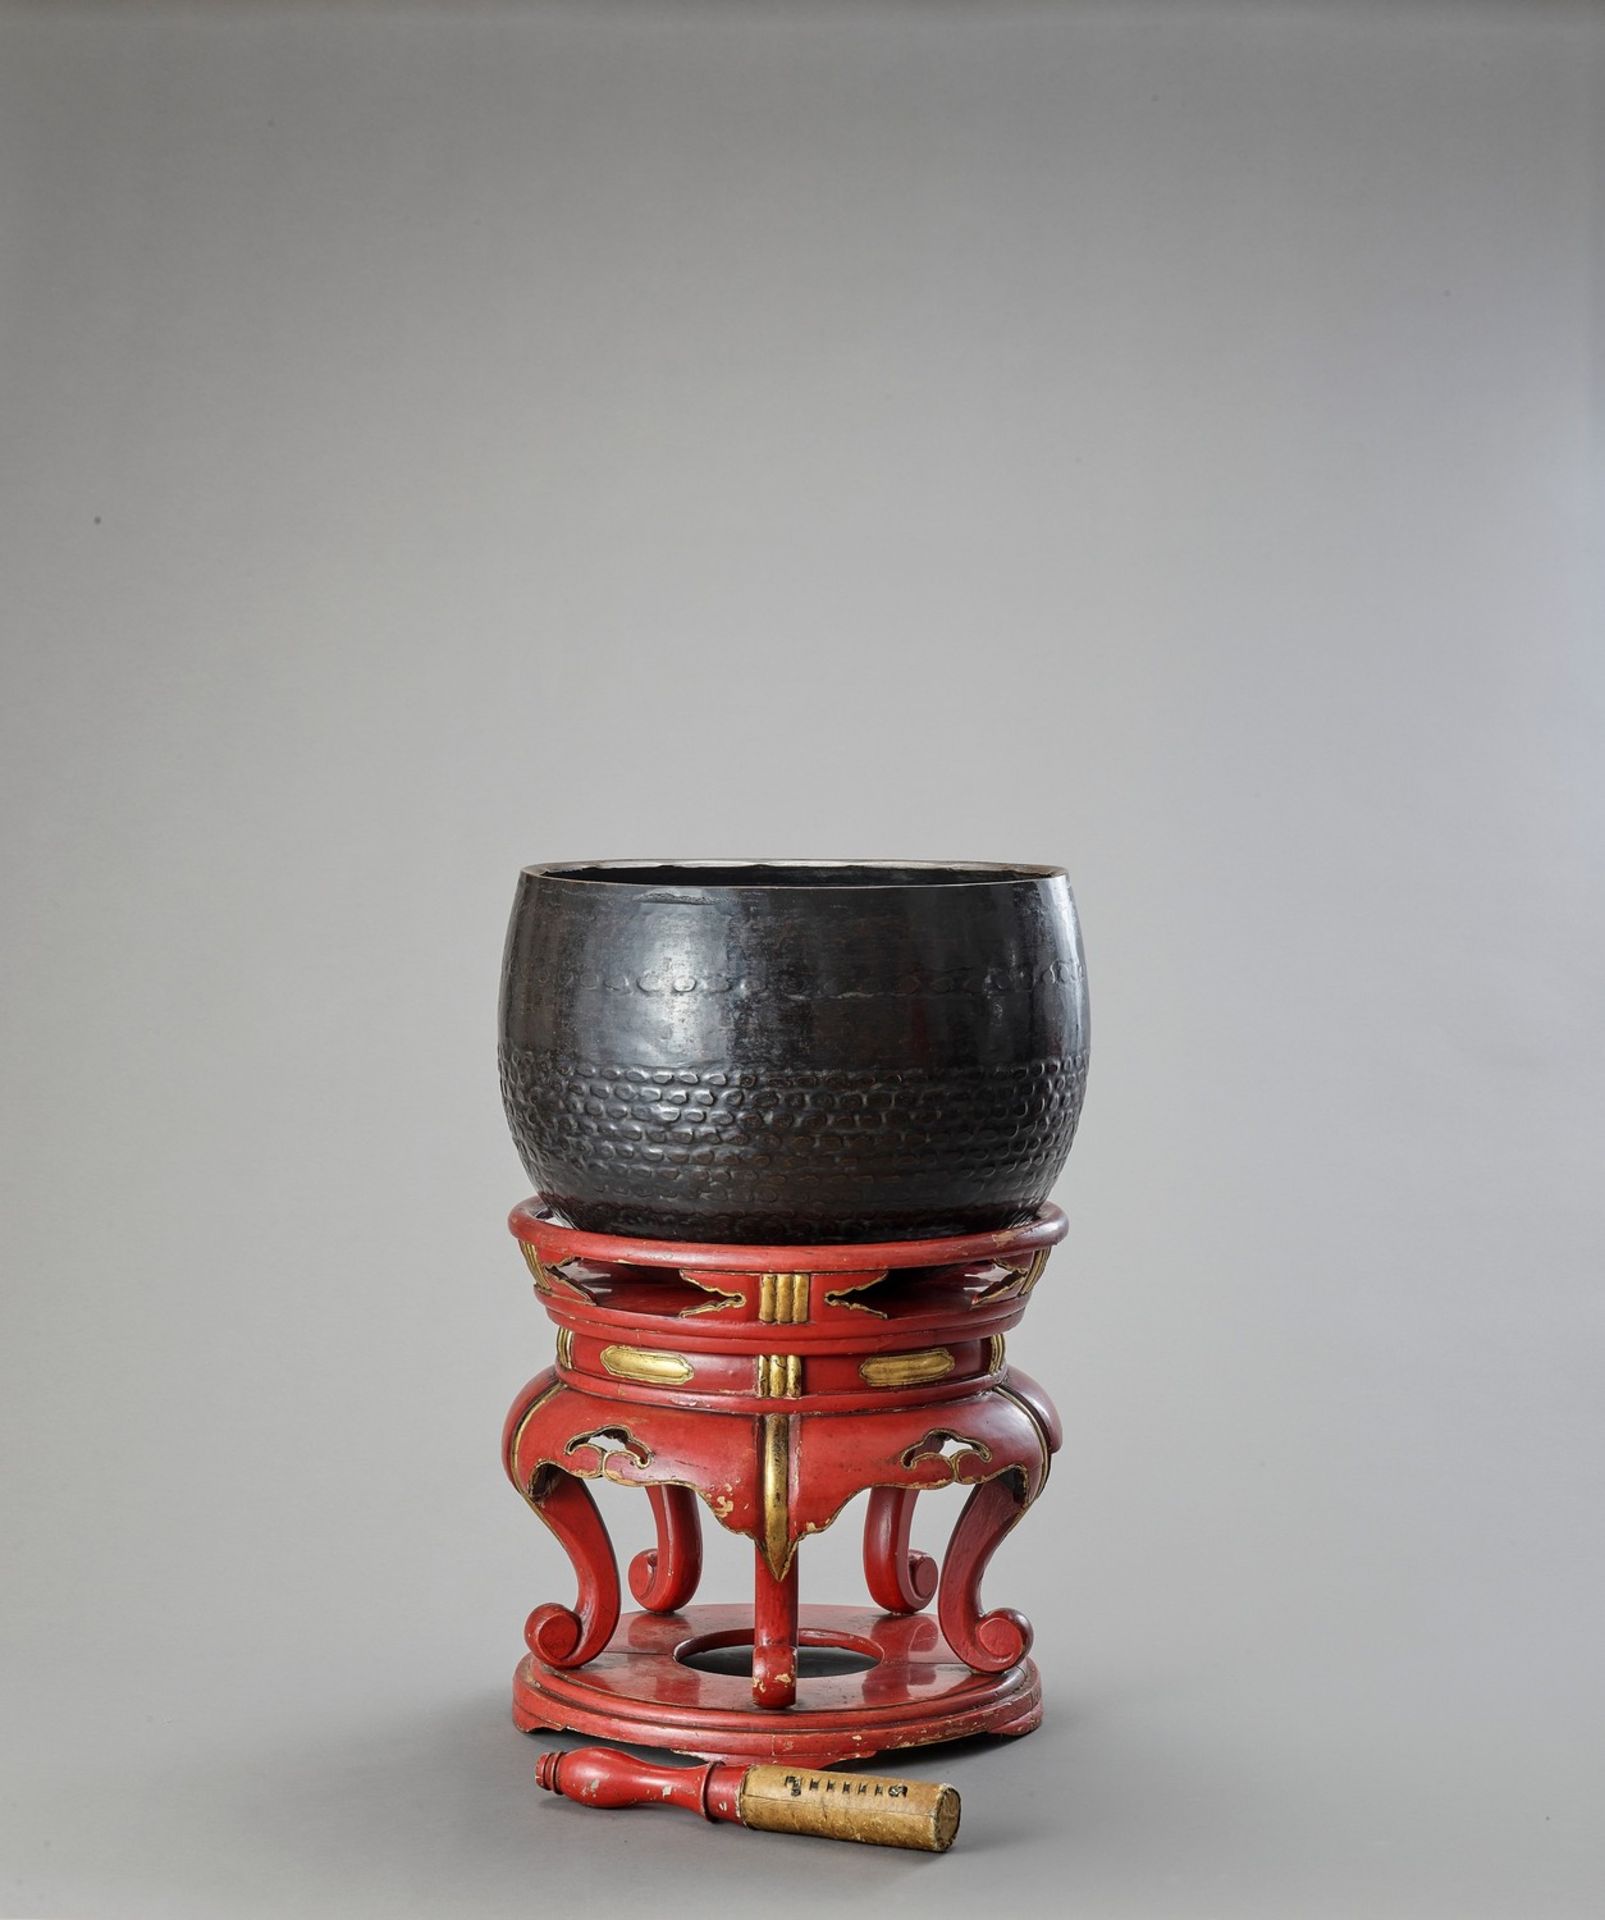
xmin=755 ymin=1353 xmax=803 ymax=1398
xmin=760 ymin=1413 xmax=791 ymax=1579
xmin=759 ymin=1273 xmax=810 ymax=1324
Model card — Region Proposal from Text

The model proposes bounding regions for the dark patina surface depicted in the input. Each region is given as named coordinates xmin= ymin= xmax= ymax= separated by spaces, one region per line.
xmin=498 ymin=860 xmax=1090 ymax=1242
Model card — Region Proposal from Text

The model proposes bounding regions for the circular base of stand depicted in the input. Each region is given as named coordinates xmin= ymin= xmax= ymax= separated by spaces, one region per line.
xmin=512 ymin=1604 xmax=1043 ymax=1766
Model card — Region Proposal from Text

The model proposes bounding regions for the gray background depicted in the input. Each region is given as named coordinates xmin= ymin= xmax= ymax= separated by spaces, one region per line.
xmin=3 ymin=2 xmax=1601 ymax=1914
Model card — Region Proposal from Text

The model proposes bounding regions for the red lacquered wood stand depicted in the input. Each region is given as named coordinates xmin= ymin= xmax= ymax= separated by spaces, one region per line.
xmin=502 ymin=1200 xmax=1067 ymax=1767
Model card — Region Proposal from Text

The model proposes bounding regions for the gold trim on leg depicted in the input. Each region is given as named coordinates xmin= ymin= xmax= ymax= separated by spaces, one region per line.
xmin=760 ymin=1413 xmax=792 ymax=1580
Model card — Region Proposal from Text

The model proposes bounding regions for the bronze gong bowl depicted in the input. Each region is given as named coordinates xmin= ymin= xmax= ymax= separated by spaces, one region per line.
xmin=498 ymin=860 xmax=1090 ymax=1243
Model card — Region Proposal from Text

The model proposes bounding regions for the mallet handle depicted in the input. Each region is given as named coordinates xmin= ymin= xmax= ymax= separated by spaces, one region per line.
xmin=535 ymin=1746 xmax=959 ymax=1851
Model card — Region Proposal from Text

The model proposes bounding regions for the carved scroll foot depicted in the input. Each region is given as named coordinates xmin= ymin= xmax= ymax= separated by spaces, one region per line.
xmin=863 ymin=1486 xmax=938 ymax=1614
xmin=752 ymin=1550 xmax=799 ymax=1710
xmin=937 ymin=1472 xmax=1034 ymax=1673
xmin=522 ymin=1466 xmax=620 ymax=1669
xmin=629 ymin=1484 xmax=704 ymax=1613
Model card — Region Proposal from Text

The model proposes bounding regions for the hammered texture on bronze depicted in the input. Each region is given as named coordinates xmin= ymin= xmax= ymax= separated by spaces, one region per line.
xmin=499 ymin=862 xmax=1090 ymax=1242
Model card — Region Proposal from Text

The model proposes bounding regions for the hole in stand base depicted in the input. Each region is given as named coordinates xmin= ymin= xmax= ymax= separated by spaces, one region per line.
xmin=679 ymin=1643 xmax=879 ymax=1680
xmin=673 ymin=1621 xmax=887 ymax=1678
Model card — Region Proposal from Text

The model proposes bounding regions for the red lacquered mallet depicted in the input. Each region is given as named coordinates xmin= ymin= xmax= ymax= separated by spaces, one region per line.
xmin=535 ymin=1745 xmax=960 ymax=1852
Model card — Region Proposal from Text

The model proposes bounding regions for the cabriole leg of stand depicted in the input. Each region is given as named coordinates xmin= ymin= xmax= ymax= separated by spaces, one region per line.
xmin=937 ymin=1471 xmax=1035 ymax=1674
xmin=629 ymin=1484 xmax=704 ymax=1613
xmin=523 ymin=1466 xmax=621 ymax=1669
xmin=863 ymin=1486 xmax=937 ymax=1614
xmin=752 ymin=1550 xmax=799 ymax=1709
